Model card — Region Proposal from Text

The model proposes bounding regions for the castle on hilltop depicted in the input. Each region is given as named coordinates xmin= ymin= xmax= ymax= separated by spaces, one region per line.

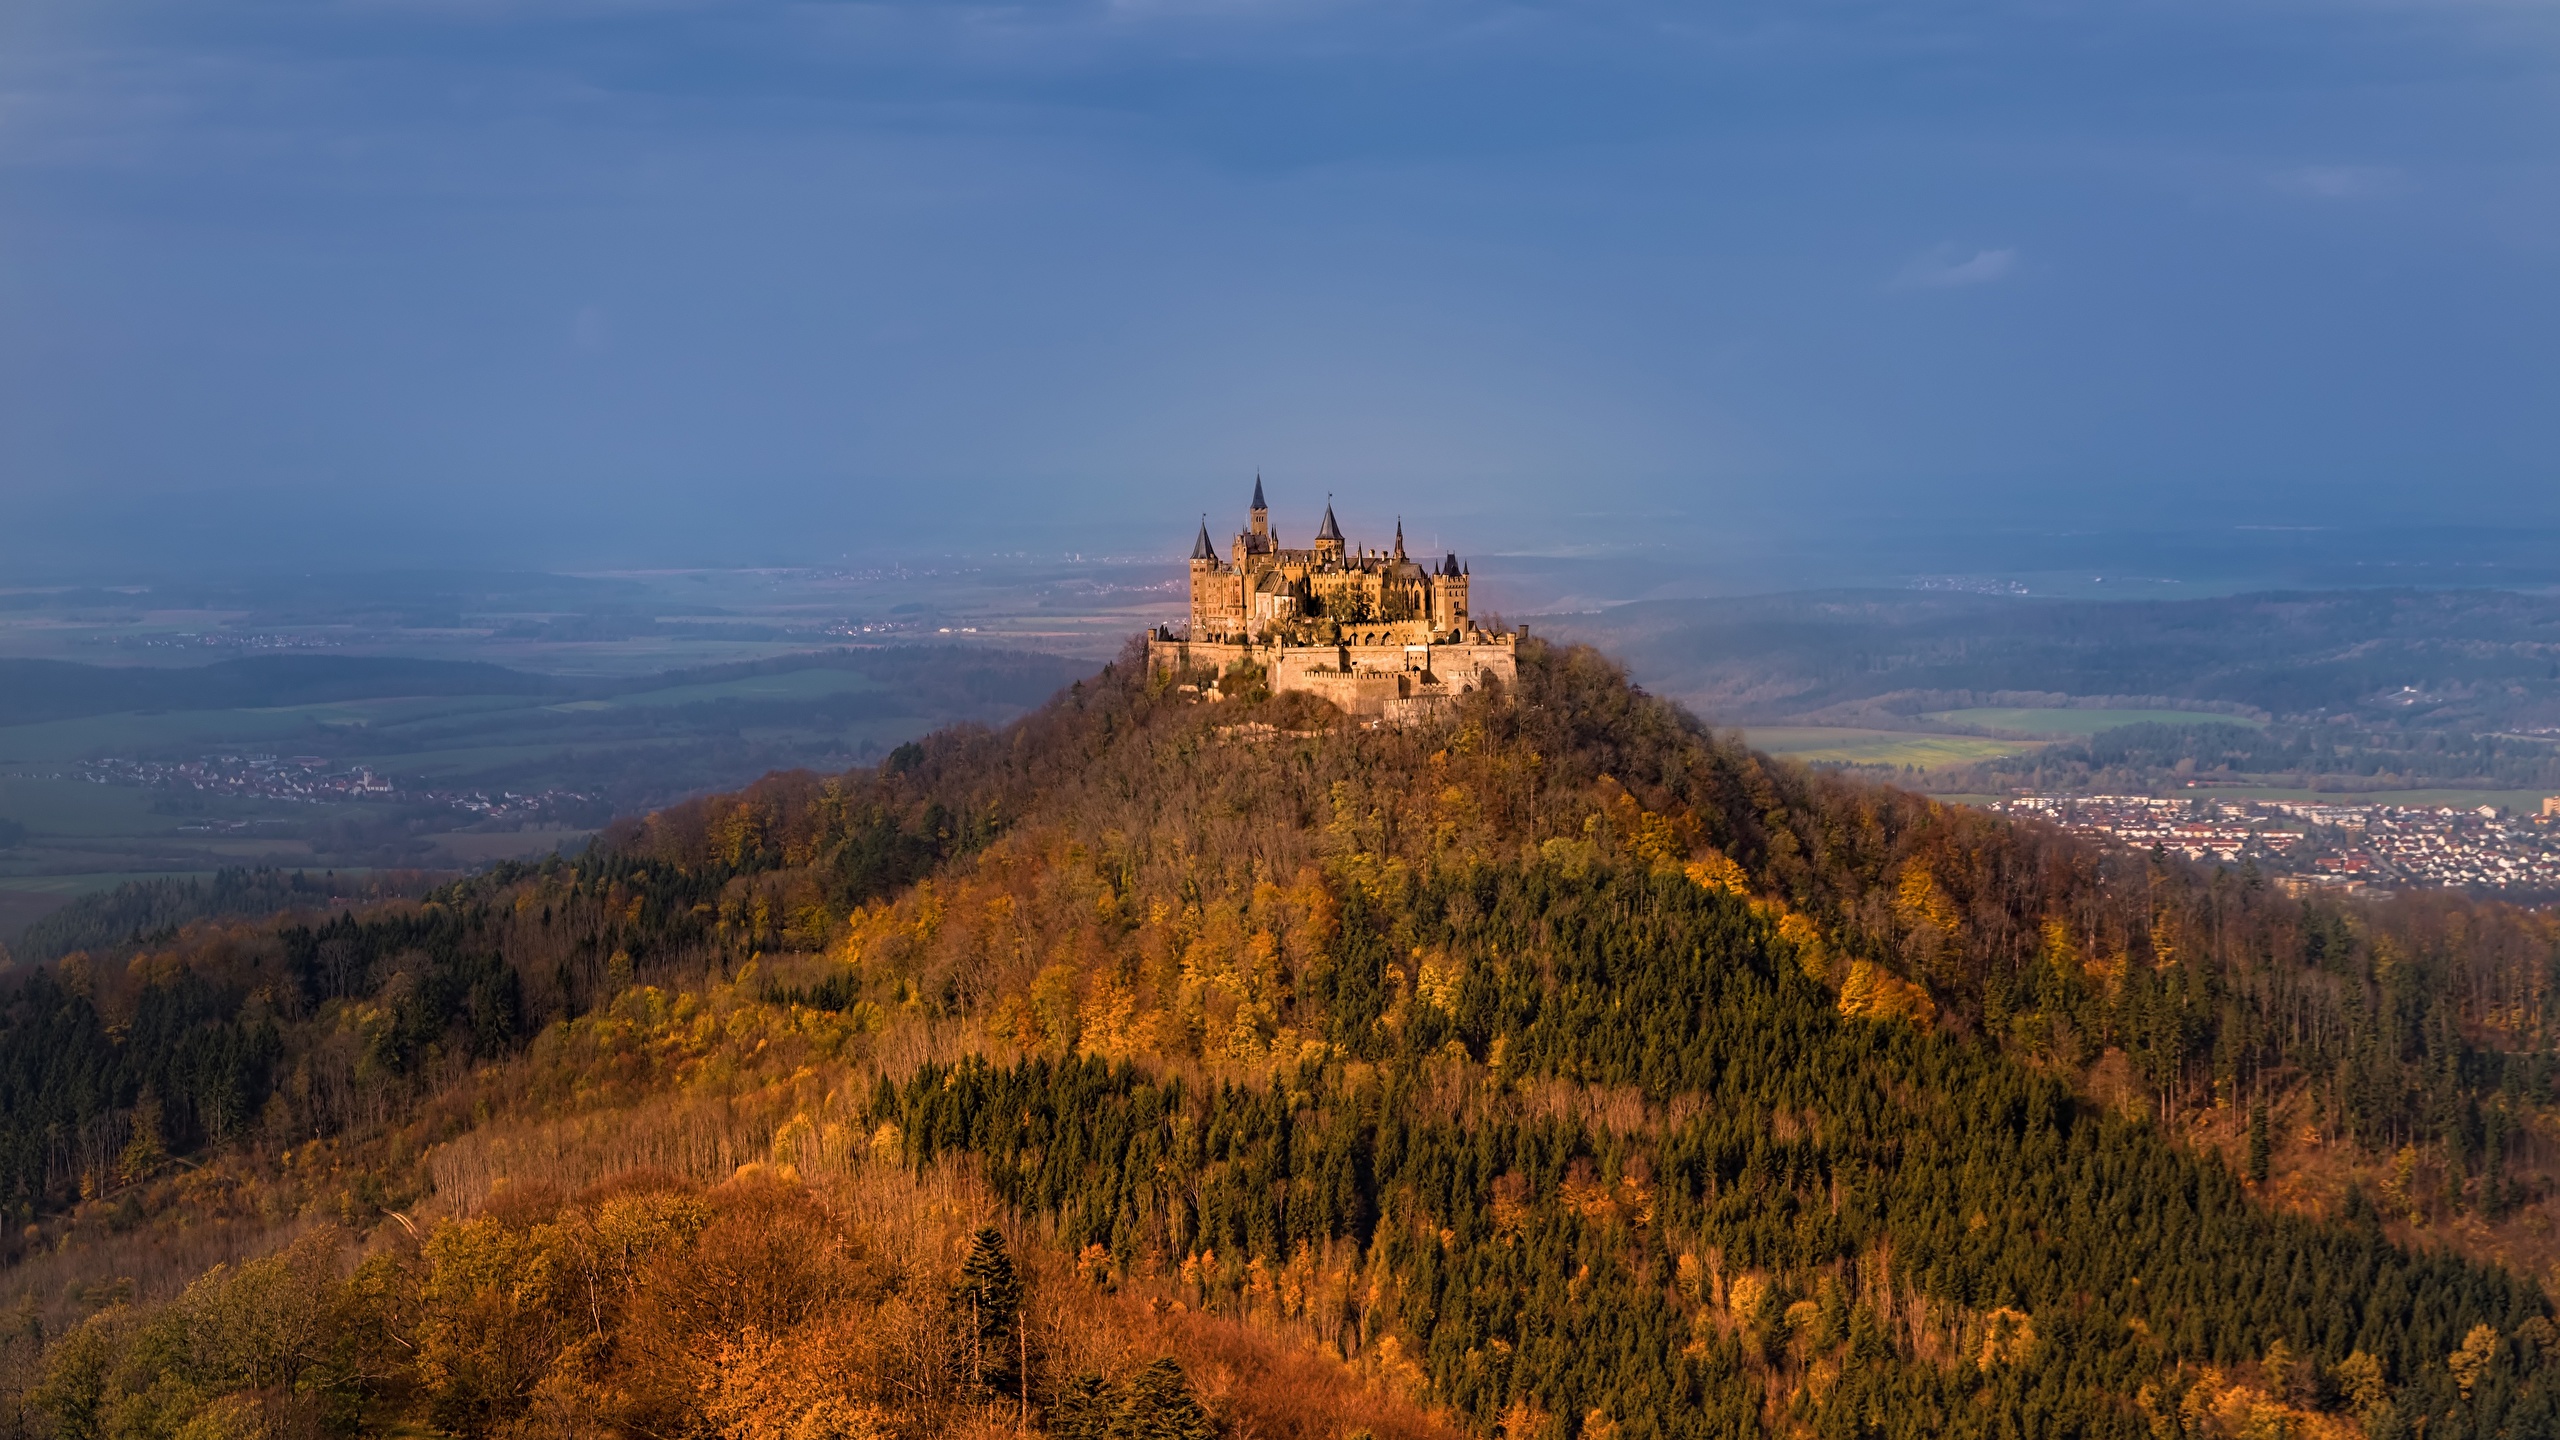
xmin=1146 ymin=479 xmax=1519 ymax=722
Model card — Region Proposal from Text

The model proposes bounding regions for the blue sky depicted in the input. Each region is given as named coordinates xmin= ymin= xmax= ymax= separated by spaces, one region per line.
xmin=1 ymin=0 xmax=2553 ymax=576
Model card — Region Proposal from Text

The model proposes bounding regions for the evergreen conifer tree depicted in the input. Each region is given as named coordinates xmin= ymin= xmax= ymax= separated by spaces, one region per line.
xmin=1110 ymin=1358 xmax=1214 ymax=1440
xmin=953 ymin=1226 xmax=1023 ymax=1393
xmin=2247 ymin=1100 xmax=2270 ymax=1184
xmin=1051 ymin=1373 xmax=1116 ymax=1440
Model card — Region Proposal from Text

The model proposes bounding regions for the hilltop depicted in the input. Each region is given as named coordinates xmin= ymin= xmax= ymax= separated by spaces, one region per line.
xmin=1 ymin=637 xmax=2556 ymax=1440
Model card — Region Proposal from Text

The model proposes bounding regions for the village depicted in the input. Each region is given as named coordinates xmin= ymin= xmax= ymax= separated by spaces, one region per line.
xmin=1987 ymin=792 xmax=2560 ymax=895
xmin=77 ymin=752 xmax=595 ymax=825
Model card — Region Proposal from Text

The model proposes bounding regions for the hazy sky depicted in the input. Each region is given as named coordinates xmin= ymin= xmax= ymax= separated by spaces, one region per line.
xmin=2 ymin=0 xmax=2554 ymax=576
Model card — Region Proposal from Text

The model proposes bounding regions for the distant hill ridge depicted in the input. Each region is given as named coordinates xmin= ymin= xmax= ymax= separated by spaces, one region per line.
xmin=1539 ymin=586 xmax=2560 ymax=723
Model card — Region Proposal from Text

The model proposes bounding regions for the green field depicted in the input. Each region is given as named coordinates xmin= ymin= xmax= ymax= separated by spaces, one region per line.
xmin=1742 ymin=727 xmax=2047 ymax=769
xmin=0 ymin=694 xmax=543 ymax=766
xmin=0 ymin=777 xmax=187 ymax=839
xmin=336 ymin=739 xmax=665 ymax=781
xmin=0 ymin=670 xmax=900 ymax=777
xmin=586 ymin=667 xmax=884 ymax=709
xmin=0 ymin=707 xmax=346 ymax=765
xmin=421 ymin=829 xmax=597 ymax=864
xmin=1919 ymin=707 xmax=2264 ymax=738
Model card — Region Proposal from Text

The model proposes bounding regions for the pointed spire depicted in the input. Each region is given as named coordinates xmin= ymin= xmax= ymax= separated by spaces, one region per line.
xmin=1393 ymin=517 xmax=1406 ymax=559
xmin=1316 ymin=497 xmax=1343 ymax=543
xmin=1445 ymin=552 xmax=1459 ymax=576
xmin=1251 ymin=474 xmax=1267 ymax=512
xmin=1191 ymin=515 xmax=1216 ymax=561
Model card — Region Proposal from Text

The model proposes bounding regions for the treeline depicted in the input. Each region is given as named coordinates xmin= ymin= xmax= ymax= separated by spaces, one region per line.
xmin=15 ymin=868 xmax=437 ymax=965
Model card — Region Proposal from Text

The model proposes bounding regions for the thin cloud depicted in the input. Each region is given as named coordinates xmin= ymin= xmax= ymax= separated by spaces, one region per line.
xmin=1895 ymin=246 xmax=2017 ymax=290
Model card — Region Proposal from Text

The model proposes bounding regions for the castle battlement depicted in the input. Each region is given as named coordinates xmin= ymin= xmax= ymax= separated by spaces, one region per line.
xmin=1146 ymin=479 xmax=1519 ymax=722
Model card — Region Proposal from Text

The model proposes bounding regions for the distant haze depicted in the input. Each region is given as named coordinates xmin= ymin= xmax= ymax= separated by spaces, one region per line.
xmin=1 ymin=0 xmax=2555 ymax=580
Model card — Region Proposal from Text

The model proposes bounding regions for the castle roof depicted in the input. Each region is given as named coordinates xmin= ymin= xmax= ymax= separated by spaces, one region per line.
xmin=1316 ymin=502 xmax=1344 ymax=543
xmin=1444 ymin=552 xmax=1459 ymax=576
xmin=1251 ymin=475 xmax=1267 ymax=511
xmin=1191 ymin=518 xmax=1217 ymax=561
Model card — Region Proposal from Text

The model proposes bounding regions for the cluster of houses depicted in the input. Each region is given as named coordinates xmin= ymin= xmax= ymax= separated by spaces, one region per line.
xmin=1989 ymin=792 xmax=2560 ymax=895
xmin=80 ymin=753 xmax=591 ymax=823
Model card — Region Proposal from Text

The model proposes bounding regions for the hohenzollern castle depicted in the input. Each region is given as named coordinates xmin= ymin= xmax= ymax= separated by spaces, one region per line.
xmin=1147 ymin=479 xmax=1518 ymax=722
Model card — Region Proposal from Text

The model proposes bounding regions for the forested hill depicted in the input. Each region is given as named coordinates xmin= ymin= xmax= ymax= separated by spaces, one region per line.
xmin=4 ymin=638 xmax=2558 ymax=1440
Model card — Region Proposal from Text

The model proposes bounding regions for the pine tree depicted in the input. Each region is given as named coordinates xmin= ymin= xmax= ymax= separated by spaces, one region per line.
xmin=1111 ymin=1358 xmax=1215 ymax=1440
xmin=953 ymin=1226 xmax=1023 ymax=1393
xmin=1052 ymin=1373 xmax=1116 ymax=1440
xmin=2247 ymin=1100 xmax=2270 ymax=1184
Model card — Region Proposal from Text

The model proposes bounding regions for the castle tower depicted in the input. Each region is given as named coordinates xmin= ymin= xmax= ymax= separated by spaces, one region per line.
xmin=1314 ymin=499 xmax=1346 ymax=565
xmin=1249 ymin=475 xmax=1270 ymax=541
xmin=1432 ymin=552 xmax=1469 ymax=632
xmin=1393 ymin=517 xmax=1407 ymax=562
xmin=1189 ymin=516 xmax=1239 ymax=640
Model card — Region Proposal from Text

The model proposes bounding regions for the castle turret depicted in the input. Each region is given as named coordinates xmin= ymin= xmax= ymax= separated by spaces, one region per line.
xmin=1314 ymin=499 xmax=1346 ymax=564
xmin=1430 ymin=551 xmax=1471 ymax=633
xmin=1250 ymin=475 xmax=1270 ymax=541
xmin=1189 ymin=515 xmax=1242 ymax=639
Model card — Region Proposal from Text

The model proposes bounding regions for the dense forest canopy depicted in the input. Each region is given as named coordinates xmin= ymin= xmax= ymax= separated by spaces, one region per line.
xmin=13 ymin=869 xmax=437 ymax=965
xmin=1 ymin=637 xmax=2556 ymax=1440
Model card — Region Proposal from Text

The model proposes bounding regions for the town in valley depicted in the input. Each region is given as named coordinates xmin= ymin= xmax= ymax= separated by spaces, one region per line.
xmin=1987 ymin=791 xmax=2560 ymax=896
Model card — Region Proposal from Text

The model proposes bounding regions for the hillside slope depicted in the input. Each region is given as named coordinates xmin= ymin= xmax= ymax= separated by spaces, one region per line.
xmin=1 ymin=638 xmax=2556 ymax=1440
